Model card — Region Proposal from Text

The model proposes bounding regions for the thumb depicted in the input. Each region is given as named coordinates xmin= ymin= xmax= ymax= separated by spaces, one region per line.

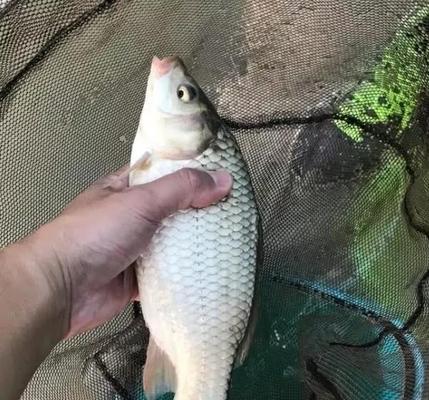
xmin=125 ymin=168 xmax=233 ymax=222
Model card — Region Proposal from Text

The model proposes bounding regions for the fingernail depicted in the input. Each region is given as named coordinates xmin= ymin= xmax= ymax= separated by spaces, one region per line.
xmin=209 ymin=170 xmax=233 ymax=191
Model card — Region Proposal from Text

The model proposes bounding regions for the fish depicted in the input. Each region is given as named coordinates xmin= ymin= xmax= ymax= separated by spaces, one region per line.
xmin=129 ymin=56 xmax=258 ymax=400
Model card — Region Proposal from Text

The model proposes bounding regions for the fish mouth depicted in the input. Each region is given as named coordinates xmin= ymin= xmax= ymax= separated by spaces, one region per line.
xmin=151 ymin=55 xmax=186 ymax=76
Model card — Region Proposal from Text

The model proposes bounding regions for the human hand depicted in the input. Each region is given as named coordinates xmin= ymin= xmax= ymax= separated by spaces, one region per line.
xmin=14 ymin=166 xmax=232 ymax=338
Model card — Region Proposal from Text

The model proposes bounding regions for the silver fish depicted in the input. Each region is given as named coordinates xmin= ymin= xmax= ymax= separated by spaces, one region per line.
xmin=129 ymin=56 xmax=258 ymax=400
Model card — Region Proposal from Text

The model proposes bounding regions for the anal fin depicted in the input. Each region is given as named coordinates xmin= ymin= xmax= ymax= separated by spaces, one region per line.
xmin=143 ymin=336 xmax=177 ymax=400
xmin=234 ymin=291 xmax=260 ymax=368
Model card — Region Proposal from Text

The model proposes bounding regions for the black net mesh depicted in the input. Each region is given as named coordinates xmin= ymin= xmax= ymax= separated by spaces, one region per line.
xmin=1 ymin=0 xmax=429 ymax=399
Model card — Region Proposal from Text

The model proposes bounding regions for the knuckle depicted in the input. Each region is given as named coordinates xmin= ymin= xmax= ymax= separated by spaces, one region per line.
xmin=137 ymin=211 xmax=161 ymax=232
xmin=122 ymin=187 xmax=162 ymax=229
xmin=178 ymin=168 xmax=203 ymax=196
xmin=98 ymin=175 xmax=127 ymax=192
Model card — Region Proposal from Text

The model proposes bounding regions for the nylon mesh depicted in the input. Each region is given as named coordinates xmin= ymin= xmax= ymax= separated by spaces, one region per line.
xmin=0 ymin=1 xmax=428 ymax=399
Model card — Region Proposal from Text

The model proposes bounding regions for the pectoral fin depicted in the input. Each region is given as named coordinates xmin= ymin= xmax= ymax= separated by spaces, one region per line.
xmin=128 ymin=150 xmax=152 ymax=175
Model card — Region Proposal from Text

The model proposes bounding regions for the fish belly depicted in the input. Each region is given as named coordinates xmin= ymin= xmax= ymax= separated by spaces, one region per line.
xmin=134 ymin=132 xmax=258 ymax=400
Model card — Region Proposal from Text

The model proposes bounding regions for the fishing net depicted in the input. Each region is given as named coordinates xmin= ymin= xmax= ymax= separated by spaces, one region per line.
xmin=1 ymin=0 xmax=429 ymax=399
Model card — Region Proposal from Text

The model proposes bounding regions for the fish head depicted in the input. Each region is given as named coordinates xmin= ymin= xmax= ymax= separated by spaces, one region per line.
xmin=141 ymin=56 xmax=220 ymax=160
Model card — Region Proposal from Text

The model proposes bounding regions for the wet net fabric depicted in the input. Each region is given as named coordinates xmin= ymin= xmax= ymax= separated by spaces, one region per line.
xmin=1 ymin=0 xmax=429 ymax=399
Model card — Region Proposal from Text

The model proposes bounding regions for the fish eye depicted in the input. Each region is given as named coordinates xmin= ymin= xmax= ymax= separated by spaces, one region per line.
xmin=177 ymin=84 xmax=197 ymax=103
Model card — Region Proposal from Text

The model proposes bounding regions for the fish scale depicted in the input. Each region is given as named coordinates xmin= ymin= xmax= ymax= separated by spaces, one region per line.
xmin=132 ymin=126 xmax=257 ymax=400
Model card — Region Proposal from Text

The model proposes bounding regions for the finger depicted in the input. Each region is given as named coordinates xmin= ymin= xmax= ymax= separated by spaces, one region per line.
xmin=125 ymin=168 xmax=233 ymax=222
xmin=123 ymin=265 xmax=139 ymax=301
xmin=65 ymin=165 xmax=131 ymax=212
xmin=66 ymin=268 xmax=137 ymax=338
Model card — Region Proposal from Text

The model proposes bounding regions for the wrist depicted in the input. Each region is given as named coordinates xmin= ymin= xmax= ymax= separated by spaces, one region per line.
xmin=0 ymin=227 xmax=69 ymax=398
xmin=0 ymin=225 xmax=70 ymax=341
